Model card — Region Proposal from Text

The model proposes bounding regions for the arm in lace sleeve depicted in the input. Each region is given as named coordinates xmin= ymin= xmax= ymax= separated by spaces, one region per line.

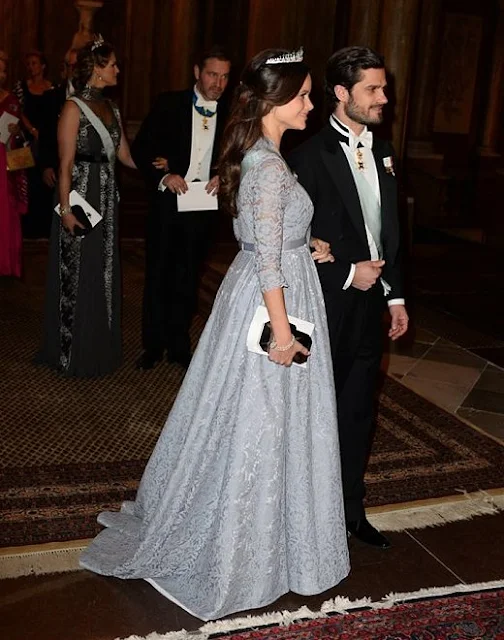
xmin=251 ymin=156 xmax=289 ymax=292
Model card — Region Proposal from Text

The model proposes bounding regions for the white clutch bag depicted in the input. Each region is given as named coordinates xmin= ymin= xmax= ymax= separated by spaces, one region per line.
xmin=246 ymin=305 xmax=314 ymax=369
xmin=55 ymin=190 xmax=102 ymax=228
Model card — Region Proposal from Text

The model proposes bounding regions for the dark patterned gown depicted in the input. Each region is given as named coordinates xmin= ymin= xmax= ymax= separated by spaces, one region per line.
xmin=36 ymin=94 xmax=122 ymax=377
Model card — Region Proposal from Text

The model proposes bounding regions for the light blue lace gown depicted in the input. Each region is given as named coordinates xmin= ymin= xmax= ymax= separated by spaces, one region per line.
xmin=80 ymin=137 xmax=350 ymax=621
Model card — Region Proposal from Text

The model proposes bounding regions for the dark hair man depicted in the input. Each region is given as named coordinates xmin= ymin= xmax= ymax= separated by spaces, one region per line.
xmin=133 ymin=46 xmax=231 ymax=370
xmin=289 ymin=46 xmax=408 ymax=549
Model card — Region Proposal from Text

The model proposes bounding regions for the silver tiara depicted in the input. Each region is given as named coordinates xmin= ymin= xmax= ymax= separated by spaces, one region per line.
xmin=265 ymin=47 xmax=304 ymax=65
xmin=91 ymin=34 xmax=104 ymax=51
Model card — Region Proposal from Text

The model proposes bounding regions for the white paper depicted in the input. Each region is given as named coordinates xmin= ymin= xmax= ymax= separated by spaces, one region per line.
xmin=246 ymin=305 xmax=315 ymax=369
xmin=54 ymin=190 xmax=102 ymax=227
xmin=177 ymin=181 xmax=218 ymax=212
xmin=0 ymin=112 xmax=19 ymax=144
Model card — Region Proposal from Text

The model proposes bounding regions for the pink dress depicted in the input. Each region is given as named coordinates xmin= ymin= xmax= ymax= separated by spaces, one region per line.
xmin=0 ymin=92 xmax=28 ymax=277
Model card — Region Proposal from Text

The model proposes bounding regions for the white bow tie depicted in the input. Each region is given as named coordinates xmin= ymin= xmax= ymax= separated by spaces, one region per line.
xmin=349 ymin=129 xmax=373 ymax=151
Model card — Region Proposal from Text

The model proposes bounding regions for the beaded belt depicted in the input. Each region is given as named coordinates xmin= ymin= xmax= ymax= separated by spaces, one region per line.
xmin=240 ymin=237 xmax=306 ymax=252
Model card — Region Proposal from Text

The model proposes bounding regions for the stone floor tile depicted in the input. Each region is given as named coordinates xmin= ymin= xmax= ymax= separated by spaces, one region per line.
xmin=410 ymin=513 xmax=504 ymax=584
xmin=461 ymin=388 xmax=504 ymax=414
xmin=456 ymin=408 xmax=504 ymax=442
xmin=400 ymin=377 xmax=471 ymax=413
xmin=470 ymin=365 xmax=504 ymax=394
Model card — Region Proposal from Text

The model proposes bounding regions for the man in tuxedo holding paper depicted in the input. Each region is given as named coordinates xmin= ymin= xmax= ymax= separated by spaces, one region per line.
xmin=289 ymin=46 xmax=408 ymax=549
xmin=132 ymin=46 xmax=231 ymax=370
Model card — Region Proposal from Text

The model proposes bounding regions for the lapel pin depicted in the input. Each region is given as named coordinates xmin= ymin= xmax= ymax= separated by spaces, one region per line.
xmin=383 ymin=156 xmax=395 ymax=176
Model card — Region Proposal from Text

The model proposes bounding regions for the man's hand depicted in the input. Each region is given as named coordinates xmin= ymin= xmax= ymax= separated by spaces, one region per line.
xmin=42 ymin=168 xmax=57 ymax=188
xmin=310 ymin=237 xmax=334 ymax=263
xmin=206 ymin=175 xmax=219 ymax=195
xmin=162 ymin=173 xmax=188 ymax=195
xmin=388 ymin=304 xmax=409 ymax=341
xmin=351 ymin=260 xmax=385 ymax=291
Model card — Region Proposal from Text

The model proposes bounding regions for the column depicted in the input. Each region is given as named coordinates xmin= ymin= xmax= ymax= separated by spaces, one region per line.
xmin=479 ymin=0 xmax=504 ymax=156
xmin=70 ymin=0 xmax=103 ymax=50
xmin=407 ymin=0 xmax=444 ymax=157
xmin=347 ymin=0 xmax=382 ymax=49
xmin=246 ymin=0 xmax=291 ymax=59
xmin=378 ymin=0 xmax=420 ymax=158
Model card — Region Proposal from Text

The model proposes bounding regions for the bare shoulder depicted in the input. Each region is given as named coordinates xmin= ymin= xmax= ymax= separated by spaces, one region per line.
xmin=61 ymin=99 xmax=80 ymax=116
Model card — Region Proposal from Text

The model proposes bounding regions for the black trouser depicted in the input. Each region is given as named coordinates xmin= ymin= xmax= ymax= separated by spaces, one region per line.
xmin=325 ymin=283 xmax=385 ymax=522
xmin=142 ymin=206 xmax=214 ymax=358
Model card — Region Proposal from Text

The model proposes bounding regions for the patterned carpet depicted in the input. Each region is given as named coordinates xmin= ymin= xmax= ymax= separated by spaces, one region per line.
xmin=193 ymin=590 xmax=504 ymax=640
xmin=0 ymin=242 xmax=503 ymax=547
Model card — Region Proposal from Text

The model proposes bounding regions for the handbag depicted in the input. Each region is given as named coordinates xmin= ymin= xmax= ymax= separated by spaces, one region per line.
xmin=6 ymin=144 xmax=35 ymax=171
xmin=259 ymin=322 xmax=312 ymax=365
xmin=246 ymin=305 xmax=315 ymax=368
xmin=55 ymin=190 xmax=102 ymax=237
xmin=71 ymin=204 xmax=93 ymax=236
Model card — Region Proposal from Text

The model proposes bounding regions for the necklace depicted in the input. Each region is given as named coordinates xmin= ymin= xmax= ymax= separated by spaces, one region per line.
xmin=80 ymin=85 xmax=105 ymax=101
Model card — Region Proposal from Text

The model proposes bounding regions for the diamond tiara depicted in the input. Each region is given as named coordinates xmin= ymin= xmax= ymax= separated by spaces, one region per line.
xmin=91 ymin=34 xmax=105 ymax=51
xmin=265 ymin=47 xmax=304 ymax=65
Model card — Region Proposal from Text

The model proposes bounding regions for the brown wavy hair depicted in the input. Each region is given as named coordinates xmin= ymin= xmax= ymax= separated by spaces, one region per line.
xmin=74 ymin=40 xmax=115 ymax=91
xmin=218 ymin=48 xmax=309 ymax=217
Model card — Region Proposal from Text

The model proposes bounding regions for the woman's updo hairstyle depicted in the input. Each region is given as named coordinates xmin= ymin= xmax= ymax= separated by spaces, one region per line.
xmin=219 ymin=48 xmax=309 ymax=217
xmin=74 ymin=38 xmax=114 ymax=91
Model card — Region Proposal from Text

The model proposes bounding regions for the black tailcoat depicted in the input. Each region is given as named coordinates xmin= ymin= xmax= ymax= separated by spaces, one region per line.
xmin=289 ymin=124 xmax=404 ymax=520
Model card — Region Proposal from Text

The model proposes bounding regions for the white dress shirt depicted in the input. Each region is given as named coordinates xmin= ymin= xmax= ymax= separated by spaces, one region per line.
xmin=330 ymin=116 xmax=404 ymax=307
xmin=159 ymin=85 xmax=218 ymax=192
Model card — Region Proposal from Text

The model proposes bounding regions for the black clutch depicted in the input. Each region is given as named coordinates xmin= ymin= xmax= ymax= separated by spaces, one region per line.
xmin=259 ymin=322 xmax=312 ymax=364
xmin=72 ymin=204 xmax=93 ymax=236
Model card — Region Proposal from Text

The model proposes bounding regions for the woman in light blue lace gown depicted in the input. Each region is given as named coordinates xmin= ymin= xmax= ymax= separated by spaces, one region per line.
xmin=80 ymin=48 xmax=349 ymax=621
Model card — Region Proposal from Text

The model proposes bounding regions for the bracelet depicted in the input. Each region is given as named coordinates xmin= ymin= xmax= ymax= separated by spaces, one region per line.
xmin=60 ymin=205 xmax=71 ymax=216
xmin=270 ymin=335 xmax=295 ymax=352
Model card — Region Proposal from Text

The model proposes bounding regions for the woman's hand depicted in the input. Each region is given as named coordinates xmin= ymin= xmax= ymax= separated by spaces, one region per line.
xmin=310 ymin=237 xmax=334 ymax=263
xmin=152 ymin=156 xmax=169 ymax=171
xmin=61 ymin=212 xmax=85 ymax=236
xmin=268 ymin=338 xmax=310 ymax=367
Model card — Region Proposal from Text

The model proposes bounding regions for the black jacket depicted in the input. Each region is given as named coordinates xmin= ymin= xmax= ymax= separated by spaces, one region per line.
xmin=288 ymin=124 xmax=403 ymax=301
xmin=131 ymin=89 xmax=228 ymax=211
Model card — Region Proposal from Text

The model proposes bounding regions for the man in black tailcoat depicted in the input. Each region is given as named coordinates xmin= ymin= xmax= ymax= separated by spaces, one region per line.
xmin=132 ymin=46 xmax=231 ymax=370
xmin=289 ymin=47 xmax=409 ymax=549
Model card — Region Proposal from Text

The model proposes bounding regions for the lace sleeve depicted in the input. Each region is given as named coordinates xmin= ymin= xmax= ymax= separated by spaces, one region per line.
xmin=250 ymin=155 xmax=290 ymax=292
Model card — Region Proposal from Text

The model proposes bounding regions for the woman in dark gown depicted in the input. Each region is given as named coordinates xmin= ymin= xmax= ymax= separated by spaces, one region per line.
xmin=36 ymin=39 xmax=136 ymax=377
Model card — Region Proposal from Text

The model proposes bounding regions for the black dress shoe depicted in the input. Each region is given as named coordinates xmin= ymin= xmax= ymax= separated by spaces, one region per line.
xmin=135 ymin=351 xmax=163 ymax=371
xmin=347 ymin=518 xmax=391 ymax=549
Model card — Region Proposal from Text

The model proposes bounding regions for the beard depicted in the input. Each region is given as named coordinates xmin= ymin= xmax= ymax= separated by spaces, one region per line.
xmin=344 ymin=96 xmax=384 ymax=126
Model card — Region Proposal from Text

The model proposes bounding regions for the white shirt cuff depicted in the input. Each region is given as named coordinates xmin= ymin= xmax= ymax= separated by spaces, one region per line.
xmin=343 ymin=264 xmax=355 ymax=290
xmin=387 ymin=298 xmax=405 ymax=307
xmin=158 ymin=176 xmax=167 ymax=192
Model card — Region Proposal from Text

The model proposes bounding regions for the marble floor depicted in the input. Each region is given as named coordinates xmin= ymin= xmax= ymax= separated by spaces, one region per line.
xmin=384 ymin=323 xmax=504 ymax=444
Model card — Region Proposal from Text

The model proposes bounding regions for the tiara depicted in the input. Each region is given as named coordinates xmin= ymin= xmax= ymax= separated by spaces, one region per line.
xmin=265 ymin=47 xmax=304 ymax=65
xmin=91 ymin=34 xmax=104 ymax=51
